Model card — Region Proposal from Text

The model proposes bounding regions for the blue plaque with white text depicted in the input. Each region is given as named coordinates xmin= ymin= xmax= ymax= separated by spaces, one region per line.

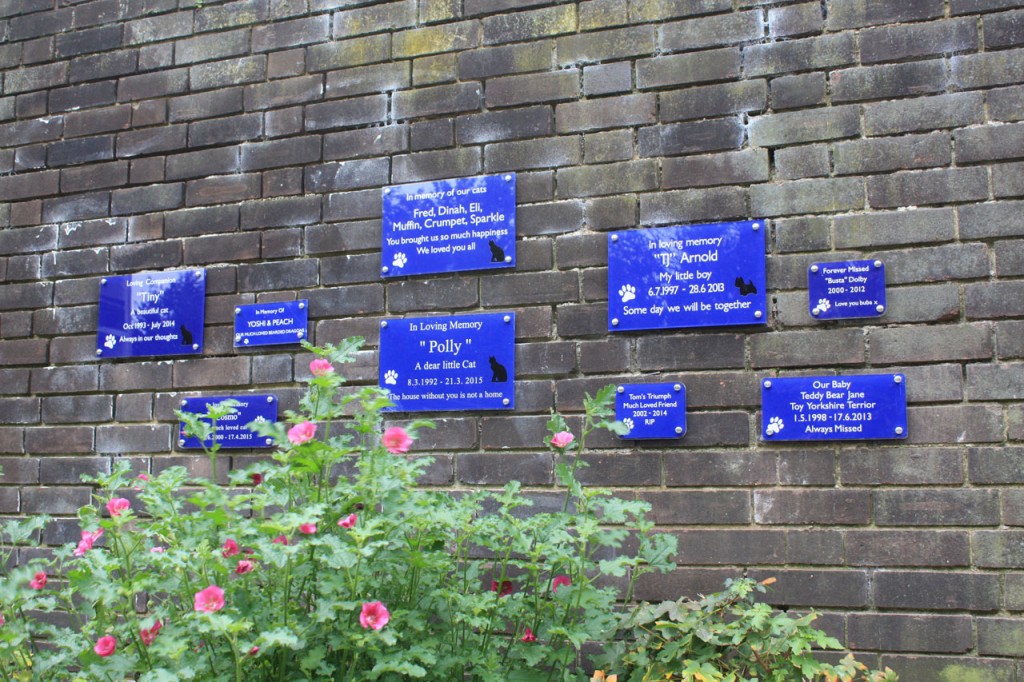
xmin=615 ymin=383 xmax=686 ymax=439
xmin=234 ymin=300 xmax=308 ymax=347
xmin=96 ymin=269 xmax=205 ymax=358
xmin=179 ymin=395 xmax=278 ymax=449
xmin=808 ymin=260 xmax=886 ymax=320
xmin=379 ymin=312 xmax=514 ymax=412
xmin=608 ymin=222 xmax=767 ymax=331
xmin=382 ymin=173 xmax=516 ymax=278
xmin=761 ymin=374 xmax=907 ymax=441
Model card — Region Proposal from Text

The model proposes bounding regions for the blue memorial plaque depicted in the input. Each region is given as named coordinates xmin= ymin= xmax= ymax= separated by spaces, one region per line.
xmin=761 ymin=374 xmax=907 ymax=441
xmin=179 ymin=395 xmax=278 ymax=449
xmin=379 ymin=312 xmax=515 ymax=412
xmin=381 ymin=173 xmax=516 ymax=278
xmin=234 ymin=300 xmax=308 ymax=347
xmin=615 ymin=383 xmax=686 ymax=439
xmin=96 ymin=269 xmax=205 ymax=358
xmin=808 ymin=260 xmax=886 ymax=320
xmin=608 ymin=222 xmax=767 ymax=331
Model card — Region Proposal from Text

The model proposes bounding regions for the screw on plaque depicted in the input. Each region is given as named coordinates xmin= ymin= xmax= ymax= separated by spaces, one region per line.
xmin=894 ymin=375 xmax=903 ymax=384
xmin=754 ymin=310 xmax=763 ymax=319
xmin=297 ymin=331 xmax=304 ymax=339
xmin=504 ymin=256 xmax=512 ymax=263
xmin=384 ymin=188 xmax=391 ymax=194
xmin=382 ymin=266 xmax=389 ymax=274
xmin=752 ymin=223 xmax=760 ymax=231
xmin=611 ymin=234 xmax=618 ymax=242
xmin=96 ymin=348 xmax=103 ymax=356
xmin=266 ymin=438 xmax=273 ymax=445
xmin=675 ymin=426 xmax=683 ymax=434
xmin=502 ymin=398 xmax=510 ymax=406
xmin=101 ymin=278 xmax=108 ymax=285
xmin=381 ymin=320 xmax=388 ymax=328
xmin=503 ymin=315 xmax=511 ymax=323
xmin=874 ymin=260 xmax=882 ymax=268
xmin=876 ymin=305 xmax=885 ymax=314
xmin=267 ymin=395 xmax=274 ymax=403
xmin=234 ymin=307 xmax=241 ymax=314
xmin=812 ymin=308 xmax=821 ymax=316
xmin=617 ymin=385 xmax=624 ymax=393
xmin=179 ymin=439 xmax=186 ymax=447
xmin=674 ymin=384 xmax=681 ymax=392
xmin=895 ymin=426 xmax=904 ymax=435
xmin=810 ymin=265 xmax=819 ymax=274
xmin=192 ymin=343 xmax=199 ymax=351
xmin=181 ymin=400 xmax=188 ymax=407
xmin=611 ymin=318 xmax=619 ymax=326
xmin=764 ymin=380 xmax=772 ymax=389
xmin=235 ymin=334 xmax=242 ymax=342
xmin=504 ymin=175 xmax=512 ymax=182
xmin=298 ymin=302 xmax=305 ymax=309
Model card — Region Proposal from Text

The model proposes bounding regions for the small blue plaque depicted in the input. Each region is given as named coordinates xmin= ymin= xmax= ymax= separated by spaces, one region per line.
xmin=608 ymin=222 xmax=767 ymax=331
xmin=179 ymin=395 xmax=278 ymax=449
xmin=382 ymin=173 xmax=516 ymax=278
xmin=615 ymin=383 xmax=686 ymax=439
xmin=379 ymin=312 xmax=514 ymax=412
xmin=234 ymin=300 xmax=308 ymax=347
xmin=761 ymin=374 xmax=907 ymax=441
xmin=808 ymin=260 xmax=886 ymax=320
xmin=97 ymin=269 xmax=205 ymax=358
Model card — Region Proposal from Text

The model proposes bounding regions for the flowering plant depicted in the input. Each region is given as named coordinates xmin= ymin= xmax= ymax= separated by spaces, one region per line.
xmin=0 ymin=339 xmax=676 ymax=681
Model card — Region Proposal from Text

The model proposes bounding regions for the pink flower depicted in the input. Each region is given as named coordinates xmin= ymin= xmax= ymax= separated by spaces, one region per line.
xmin=133 ymin=474 xmax=149 ymax=491
xmin=140 ymin=619 xmax=161 ymax=646
xmin=222 ymin=538 xmax=239 ymax=558
xmin=338 ymin=513 xmax=357 ymax=529
xmin=550 ymin=431 xmax=575 ymax=449
xmin=250 ymin=472 xmax=264 ymax=486
xmin=309 ymin=358 xmax=334 ymax=376
xmin=382 ymin=426 xmax=413 ymax=454
xmin=491 ymin=580 xmax=513 ymax=597
xmin=106 ymin=497 xmax=130 ymax=517
xmin=272 ymin=535 xmax=289 ymax=546
xmin=150 ymin=546 xmax=165 ymax=553
xmin=0 ymin=614 xmax=5 ymax=626
xmin=552 ymin=575 xmax=572 ymax=593
xmin=235 ymin=560 xmax=254 ymax=575
xmin=287 ymin=421 xmax=316 ymax=445
xmin=74 ymin=528 xmax=104 ymax=557
xmin=248 ymin=646 xmax=259 ymax=656
xmin=29 ymin=572 xmax=46 ymax=590
xmin=359 ymin=601 xmax=390 ymax=630
xmin=521 ymin=627 xmax=537 ymax=643
xmin=194 ymin=585 xmax=225 ymax=613
xmin=94 ymin=635 xmax=116 ymax=657
xmin=299 ymin=523 xmax=317 ymax=535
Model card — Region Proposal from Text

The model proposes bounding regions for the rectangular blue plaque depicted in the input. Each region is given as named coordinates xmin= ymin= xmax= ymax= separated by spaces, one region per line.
xmin=381 ymin=173 xmax=516 ymax=278
xmin=97 ymin=269 xmax=205 ymax=358
xmin=808 ymin=260 xmax=886 ymax=320
xmin=615 ymin=383 xmax=686 ymax=439
xmin=761 ymin=374 xmax=907 ymax=441
xmin=234 ymin=300 xmax=308 ymax=347
xmin=608 ymin=222 xmax=767 ymax=331
xmin=379 ymin=312 xmax=515 ymax=412
xmin=179 ymin=395 xmax=278 ymax=449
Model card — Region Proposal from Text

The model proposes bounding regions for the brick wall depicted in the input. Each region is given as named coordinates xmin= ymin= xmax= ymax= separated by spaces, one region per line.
xmin=2 ymin=0 xmax=1024 ymax=676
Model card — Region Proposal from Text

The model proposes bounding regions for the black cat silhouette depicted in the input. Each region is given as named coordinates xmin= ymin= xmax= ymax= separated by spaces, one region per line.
xmin=735 ymin=277 xmax=757 ymax=296
xmin=488 ymin=240 xmax=505 ymax=263
xmin=180 ymin=324 xmax=194 ymax=345
xmin=489 ymin=356 xmax=508 ymax=382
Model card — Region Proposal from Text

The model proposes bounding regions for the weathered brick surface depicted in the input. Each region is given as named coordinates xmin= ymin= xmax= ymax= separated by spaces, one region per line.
xmin=1 ymin=1 xmax=1022 ymax=671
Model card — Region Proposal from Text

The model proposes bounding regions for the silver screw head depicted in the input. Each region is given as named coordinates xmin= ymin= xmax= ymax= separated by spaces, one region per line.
xmin=192 ymin=343 xmax=199 ymax=351
xmin=752 ymin=223 xmax=760 ymax=231
xmin=235 ymin=334 xmax=242 ymax=341
xmin=266 ymin=438 xmax=273 ymax=445
xmin=617 ymin=385 xmax=624 ymax=393
xmin=96 ymin=348 xmax=103 ymax=356
xmin=101 ymin=278 xmax=107 ymax=285
xmin=812 ymin=308 xmax=821 ymax=316
xmin=894 ymin=375 xmax=903 ymax=384
xmin=874 ymin=260 xmax=882 ymax=268
xmin=267 ymin=396 xmax=274 ymax=403
xmin=380 ymin=320 xmax=388 ymax=328
xmin=181 ymin=399 xmax=188 ymax=407
xmin=179 ymin=439 xmax=186 ymax=447
xmin=504 ymin=255 xmax=511 ymax=263
xmin=764 ymin=380 xmax=772 ymax=389
xmin=504 ymin=174 xmax=512 ymax=182
xmin=876 ymin=305 xmax=885 ymax=314
xmin=297 ymin=331 xmax=304 ymax=339
xmin=382 ymin=266 xmax=389 ymax=274
xmin=234 ymin=307 xmax=241 ymax=314
xmin=503 ymin=315 xmax=511 ymax=323
xmin=674 ymin=383 xmax=681 ymax=392
xmin=384 ymin=188 xmax=390 ymax=194
xmin=611 ymin=318 xmax=619 ymax=326
xmin=611 ymin=234 xmax=618 ymax=242
xmin=502 ymin=398 xmax=510 ymax=406
xmin=755 ymin=310 xmax=763 ymax=319
xmin=675 ymin=426 xmax=683 ymax=434
xmin=298 ymin=302 xmax=305 ymax=310
xmin=811 ymin=265 xmax=819 ymax=273
xmin=895 ymin=426 xmax=904 ymax=435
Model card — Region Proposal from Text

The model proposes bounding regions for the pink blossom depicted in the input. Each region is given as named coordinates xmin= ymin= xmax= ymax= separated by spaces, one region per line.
xmin=251 ymin=472 xmax=264 ymax=486
xmin=194 ymin=585 xmax=225 ymax=613
xmin=309 ymin=358 xmax=334 ymax=376
xmin=491 ymin=580 xmax=513 ymax=597
xmin=287 ymin=421 xmax=316 ymax=445
xmin=29 ymin=572 xmax=47 ymax=590
xmin=552 ymin=575 xmax=572 ymax=593
xmin=94 ymin=635 xmax=116 ymax=657
xmin=359 ymin=601 xmax=390 ymax=630
xmin=133 ymin=474 xmax=149 ymax=491
xmin=248 ymin=646 xmax=259 ymax=656
xmin=150 ymin=546 xmax=165 ymax=554
xmin=235 ymin=560 xmax=254 ymax=575
xmin=550 ymin=431 xmax=575 ymax=449
xmin=338 ymin=513 xmax=357 ymax=529
xmin=521 ymin=627 xmax=537 ymax=643
xmin=140 ymin=619 xmax=161 ymax=647
xmin=0 ymin=614 xmax=5 ymax=627
xmin=106 ymin=497 xmax=130 ymax=517
xmin=272 ymin=535 xmax=289 ymax=546
xmin=382 ymin=426 xmax=413 ymax=454
xmin=74 ymin=528 xmax=104 ymax=557
xmin=222 ymin=538 xmax=239 ymax=558
xmin=299 ymin=523 xmax=317 ymax=535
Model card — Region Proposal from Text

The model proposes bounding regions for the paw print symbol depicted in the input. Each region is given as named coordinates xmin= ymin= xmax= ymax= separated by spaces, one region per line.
xmin=765 ymin=416 xmax=785 ymax=437
xmin=253 ymin=416 xmax=267 ymax=424
xmin=392 ymin=252 xmax=407 ymax=269
xmin=618 ymin=284 xmax=636 ymax=303
xmin=104 ymin=334 xmax=117 ymax=349
xmin=622 ymin=417 xmax=634 ymax=432
xmin=383 ymin=370 xmax=398 ymax=386
xmin=817 ymin=299 xmax=830 ymax=312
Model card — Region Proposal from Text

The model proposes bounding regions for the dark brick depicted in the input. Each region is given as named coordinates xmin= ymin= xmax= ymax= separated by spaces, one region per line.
xmin=483 ymin=137 xmax=579 ymax=173
xmin=325 ymin=63 xmax=409 ymax=99
xmin=240 ymin=196 xmax=320 ymax=229
xmin=240 ymin=137 xmax=320 ymax=171
xmin=768 ymin=2 xmax=823 ymax=38
xmin=636 ymin=47 xmax=740 ymax=89
xmin=907 ymin=404 xmax=1004 ymax=444
xmin=863 ymin=18 xmax=977 ymax=64
xmin=953 ymin=47 xmax=1024 ymax=89
xmin=842 ymin=448 xmax=964 ymax=486
xmin=881 ymin=243 xmax=989 ymax=286
xmin=252 ymin=14 xmax=329 ymax=52
xmin=877 ymin=571 xmax=999 ymax=611
xmin=0 ymin=171 xmax=60 ymax=202
xmin=169 ymin=89 xmax=243 ymax=122
xmin=22 ymin=487 xmax=92 ymax=515
xmin=745 ymin=568 xmax=868 ymax=608
xmin=749 ymin=105 xmax=860 ymax=147
xmin=183 ymin=233 xmax=261 ymax=265
xmin=69 ymin=50 xmax=138 ymax=83
xmin=582 ymin=62 xmax=632 ymax=97
xmin=828 ymin=0 xmax=944 ymax=30
xmin=173 ymin=357 xmax=251 ymax=388
xmin=481 ymin=5 xmax=575 ymax=45
xmin=49 ymin=81 xmax=118 ymax=114
xmin=670 ymin=528 xmax=787 ymax=564
xmin=557 ymin=25 xmax=656 ymax=64
xmin=978 ymin=617 xmax=1024 ymax=656
xmin=189 ymin=57 xmax=266 ymax=90
xmin=305 ymin=96 xmax=386 ymax=132
xmin=752 ymin=178 xmax=864 ymax=218
xmin=957 ymin=121 xmax=1024 ymax=164
xmin=665 ymin=450 xmax=775 ymax=486
xmin=386 ymin=277 xmax=478 ymax=313
xmin=333 ymin=1 xmax=416 ymax=37
xmin=306 ymin=34 xmax=391 ymax=72
xmin=635 ymin=334 xmax=744 ymax=371
xmin=117 ymin=68 xmax=189 ymax=101
xmin=185 ymin=174 xmax=261 ymax=207
xmin=770 ymin=73 xmax=826 ymax=110
xmin=968 ymin=362 xmax=1024 ymax=400
xmin=109 ymin=240 xmax=181 ymax=271
xmin=556 ymin=160 xmax=657 ymax=198
xmin=871 ymin=323 xmax=992 ymax=365
xmin=662 ymin=149 xmax=768 ymax=189
xmin=188 ymin=114 xmax=262 ymax=148
xmin=458 ymin=41 xmax=553 ymax=80
xmin=847 ymin=530 xmax=970 ymax=567
xmin=744 ymin=34 xmax=856 ymax=77
xmin=245 ymin=75 xmax=323 ymax=111
xmin=110 ymin=183 xmax=183 ymax=216
xmin=640 ymin=186 xmax=747 ymax=226
xmin=639 ymin=118 xmax=744 ymax=157
xmin=238 ymin=259 xmax=318 ymax=291
xmin=774 ymin=144 xmax=829 ymax=179
xmin=304 ymin=159 xmax=388 ymax=193
xmin=996 ymin=320 xmax=1024 ymax=358
xmin=876 ymin=489 xmax=1000 ymax=526
xmin=481 ymin=271 xmax=578 ymax=306
xmin=39 ymin=395 xmax=113 ymax=424
xmin=868 ymin=168 xmax=989 ymax=209
xmin=392 ymin=147 xmax=481 ymax=183
xmin=95 ymin=424 xmax=171 ymax=453
xmin=456 ymin=106 xmax=551 ymax=145
xmin=849 ymin=614 xmax=971 ymax=653
xmin=753 ymin=490 xmax=870 ymax=525
xmin=458 ymin=452 xmax=551 ymax=485
xmin=834 ymin=132 xmax=950 ymax=176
